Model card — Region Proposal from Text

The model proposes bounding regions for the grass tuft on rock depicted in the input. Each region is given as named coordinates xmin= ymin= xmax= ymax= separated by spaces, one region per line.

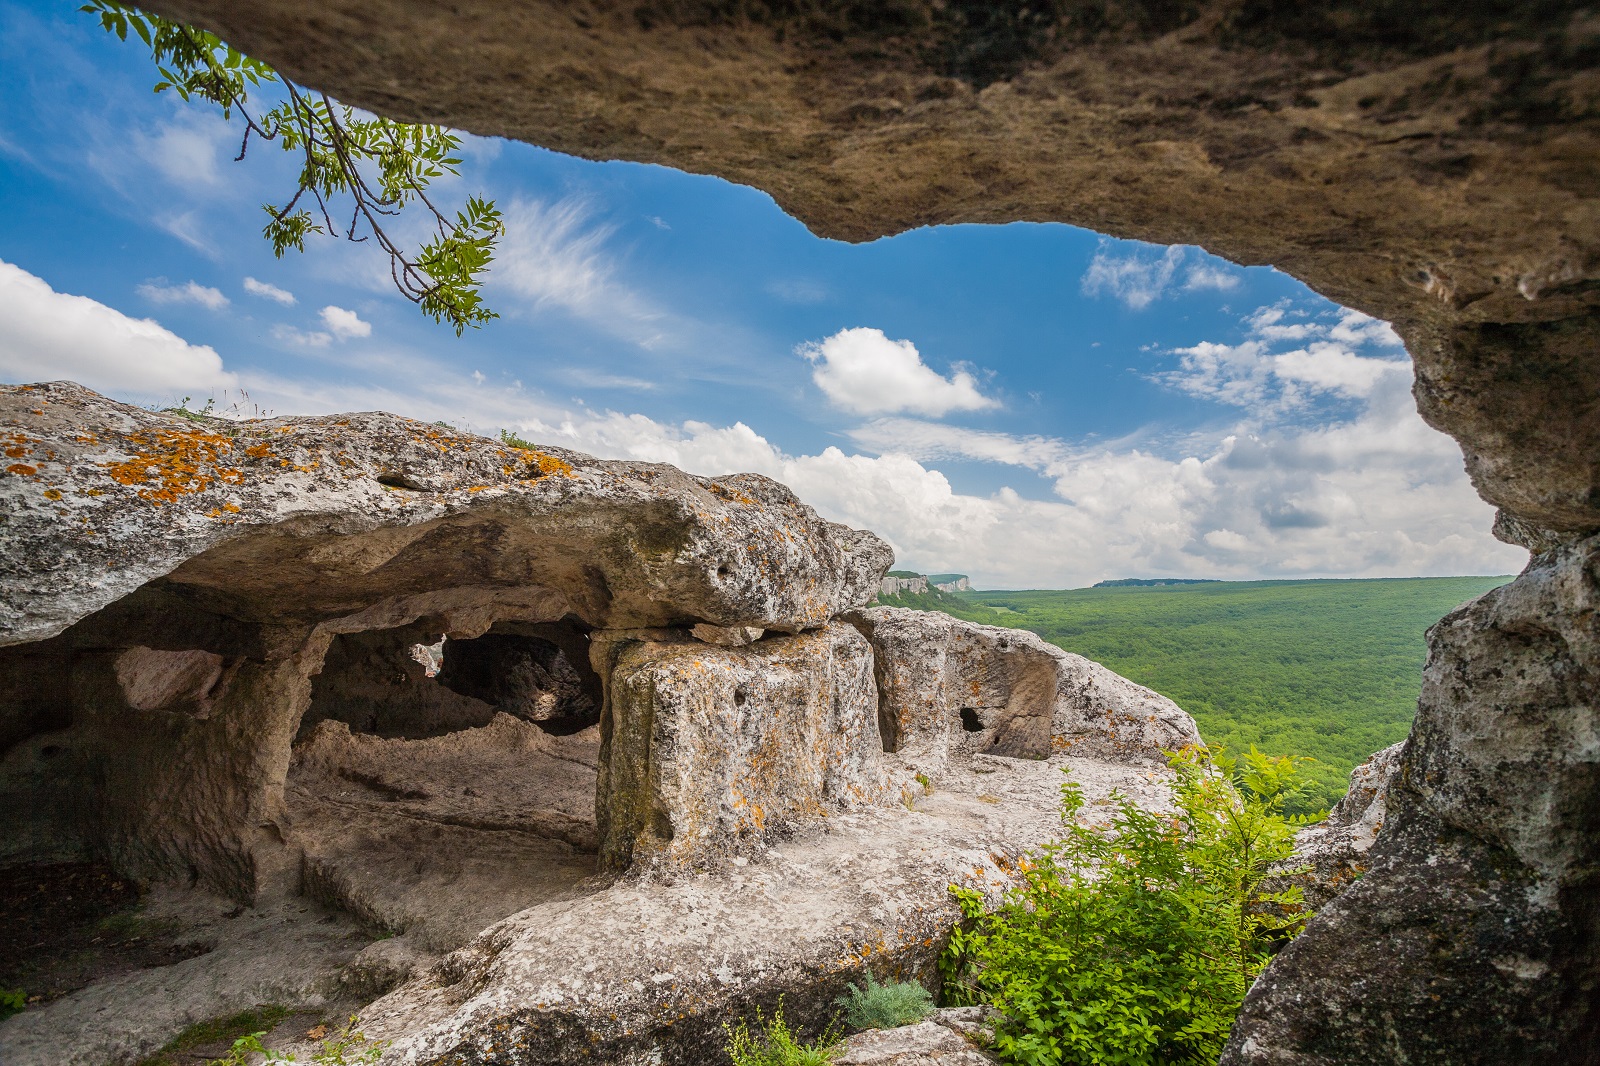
xmin=136 ymin=1005 xmax=291 ymax=1066
xmin=836 ymin=971 xmax=935 ymax=1030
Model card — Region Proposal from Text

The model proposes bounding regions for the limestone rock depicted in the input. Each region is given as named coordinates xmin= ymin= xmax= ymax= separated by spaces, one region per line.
xmin=1224 ymin=535 xmax=1600 ymax=1065
xmin=0 ymin=381 xmax=892 ymax=647
xmin=847 ymin=607 xmax=1201 ymax=766
xmin=1281 ymin=742 xmax=1402 ymax=911
xmin=835 ymin=1019 xmax=995 ymax=1065
xmin=595 ymin=623 xmax=890 ymax=868
xmin=350 ymin=752 xmax=1172 ymax=1066
xmin=690 ymin=622 xmax=764 ymax=647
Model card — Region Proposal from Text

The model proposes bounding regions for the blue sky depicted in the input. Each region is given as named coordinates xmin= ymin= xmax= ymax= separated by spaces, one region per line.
xmin=0 ymin=0 xmax=1526 ymax=587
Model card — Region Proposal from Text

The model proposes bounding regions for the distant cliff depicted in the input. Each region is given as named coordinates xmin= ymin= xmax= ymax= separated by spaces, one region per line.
xmin=880 ymin=572 xmax=971 ymax=597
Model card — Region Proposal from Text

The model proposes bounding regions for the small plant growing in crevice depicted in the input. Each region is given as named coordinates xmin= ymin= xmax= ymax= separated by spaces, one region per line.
xmin=209 ymin=1015 xmax=384 ymax=1066
xmin=723 ymin=997 xmax=842 ymax=1066
xmin=0 ymin=986 xmax=26 ymax=1021
xmin=836 ymin=971 xmax=935 ymax=1031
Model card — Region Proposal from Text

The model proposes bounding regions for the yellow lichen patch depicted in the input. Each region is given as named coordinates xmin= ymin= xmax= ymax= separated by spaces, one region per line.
xmin=102 ymin=428 xmax=243 ymax=505
xmin=517 ymin=450 xmax=574 ymax=480
xmin=708 ymin=482 xmax=757 ymax=506
xmin=6 ymin=463 xmax=38 ymax=477
xmin=43 ymin=488 xmax=62 ymax=501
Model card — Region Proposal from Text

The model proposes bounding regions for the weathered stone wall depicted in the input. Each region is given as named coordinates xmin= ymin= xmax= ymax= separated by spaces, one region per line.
xmin=595 ymin=622 xmax=891 ymax=869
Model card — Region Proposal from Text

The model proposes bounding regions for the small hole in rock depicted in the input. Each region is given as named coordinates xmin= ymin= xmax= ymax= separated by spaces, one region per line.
xmin=960 ymin=707 xmax=984 ymax=732
xmin=733 ymin=685 xmax=748 ymax=706
xmin=39 ymin=744 xmax=62 ymax=758
xmin=716 ymin=565 xmax=731 ymax=577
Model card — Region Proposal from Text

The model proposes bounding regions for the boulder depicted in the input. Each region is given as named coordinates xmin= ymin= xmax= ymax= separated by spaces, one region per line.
xmin=595 ymin=623 xmax=893 ymax=869
xmin=847 ymin=607 xmax=1201 ymax=767
xmin=0 ymin=381 xmax=891 ymax=900
xmin=0 ymin=381 xmax=892 ymax=647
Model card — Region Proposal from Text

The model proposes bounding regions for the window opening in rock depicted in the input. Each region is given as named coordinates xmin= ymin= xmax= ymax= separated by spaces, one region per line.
xmin=434 ymin=622 xmax=601 ymax=736
xmin=960 ymin=707 xmax=985 ymax=732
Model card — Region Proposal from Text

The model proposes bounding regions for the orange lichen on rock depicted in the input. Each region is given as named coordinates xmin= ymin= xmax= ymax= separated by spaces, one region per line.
xmin=6 ymin=463 xmax=38 ymax=477
xmin=102 ymin=428 xmax=244 ymax=505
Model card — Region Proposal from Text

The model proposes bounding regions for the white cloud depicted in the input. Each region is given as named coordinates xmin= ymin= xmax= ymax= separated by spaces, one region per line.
xmin=1161 ymin=304 xmax=1411 ymax=411
xmin=134 ymin=111 xmax=233 ymax=187
xmin=0 ymin=259 xmax=234 ymax=396
xmin=1082 ymin=242 xmax=1184 ymax=310
xmin=1184 ymin=261 xmax=1242 ymax=293
xmin=1246 ymin=304 xmax=1317 ymax=341
xmin=493 ymin=197 xmax=620 ymax=315
xmin=1082 ymin=241 xmax=1244 ymax=308
xmin=136 ymin=278 xmax=229 ymax=311
xmin=1329 ymin=307 xmax=1404 ymax=347
xmin=244 ymin=277 xmax=296 ymax=305
xmin=320 ymin=305 xmax=371 ymax=340
xmin=1272 ymin=343 xmax=1406 ymax=399
xmin=272 ymin=324 xmax=332 ymax=348
xmin=799 ymin=327 xmax=999 ymax=417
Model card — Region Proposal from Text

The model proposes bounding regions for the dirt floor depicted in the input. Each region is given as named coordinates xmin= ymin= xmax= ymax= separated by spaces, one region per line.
xmin=0 ymin=863 xmax=214 ymax=1009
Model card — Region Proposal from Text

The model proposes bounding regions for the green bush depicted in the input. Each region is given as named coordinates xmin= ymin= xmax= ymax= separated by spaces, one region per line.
xmin=0 ymin=986 xmax=26 ymax=1021
xmin=942 ymin=746 xmax=1311 ymax=1066
xmin=836 ymin=971 xmax=935 ymax=1030
xmin=723 ymin=998 xmax=842 ymax=1066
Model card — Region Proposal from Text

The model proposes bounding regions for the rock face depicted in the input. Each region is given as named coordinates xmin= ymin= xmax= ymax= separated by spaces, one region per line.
xmin=880 ymin=574 xmax=930 ymax=597
xmin=1280 ymin=742 xmax=1401 ymax=912
xmin=848 ymin=607 xmax=1201 ymax=765
xmin=1225 ymin=537 xmax=1600 ymax=1065
xmin=109 ymin=2 xmax=1600 ymax=1059
xmin=836 ymin=1008 xmax=997 ymax=1065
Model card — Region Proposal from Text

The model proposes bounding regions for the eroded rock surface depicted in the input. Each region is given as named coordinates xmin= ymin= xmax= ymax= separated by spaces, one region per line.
xmin=1280 ymin=742 xmax=1401 ymax=912
xmin=355 ymin=753 xmax=1171 ymax=1066
xmin=848 ymin=607 xmax=1201 ymax=765
xmin=1225 ymin=537 xmax=1600 ymax=1065
xmin=0 ymin=381 xmax=891 ymax=647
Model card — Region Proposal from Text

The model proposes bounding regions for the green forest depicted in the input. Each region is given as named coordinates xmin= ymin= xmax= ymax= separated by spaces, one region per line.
xmin=879 ymin=576 xmax=1513 ymax=811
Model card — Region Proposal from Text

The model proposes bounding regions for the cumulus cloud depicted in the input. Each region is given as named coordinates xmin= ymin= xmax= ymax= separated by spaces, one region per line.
xmin=136 ymin=278 xmax=229 ymax=310
xmin=1183 ymin=261 xmax=1242 ymax=293
xmin=320 ymin=305 xmax=371 ymax=340
xmin=244 ymin=276 xmax=296 ymax=305
xmin=799 ymin=327 xmax=999 ymax=417
xmin=1082 ymin=241 xmax=1244 ymax=309
xmin=0 ymin=259 xmax=234 ymax=396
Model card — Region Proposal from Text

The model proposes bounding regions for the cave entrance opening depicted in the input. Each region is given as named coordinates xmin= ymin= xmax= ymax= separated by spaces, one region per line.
xmin=286 ymin=616 xmax=604 ymax=950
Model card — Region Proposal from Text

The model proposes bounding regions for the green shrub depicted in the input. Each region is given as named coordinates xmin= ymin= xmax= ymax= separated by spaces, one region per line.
xmin=836 ymin=971 xmax=935 ymax=1030
xmin=0 ymin=986 xmax=26 ymax=1021
xmin=723 ymin=998 xmax=842 ymax=1066
xmin=942 ymin=745 xmax=1311 ymax=1066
